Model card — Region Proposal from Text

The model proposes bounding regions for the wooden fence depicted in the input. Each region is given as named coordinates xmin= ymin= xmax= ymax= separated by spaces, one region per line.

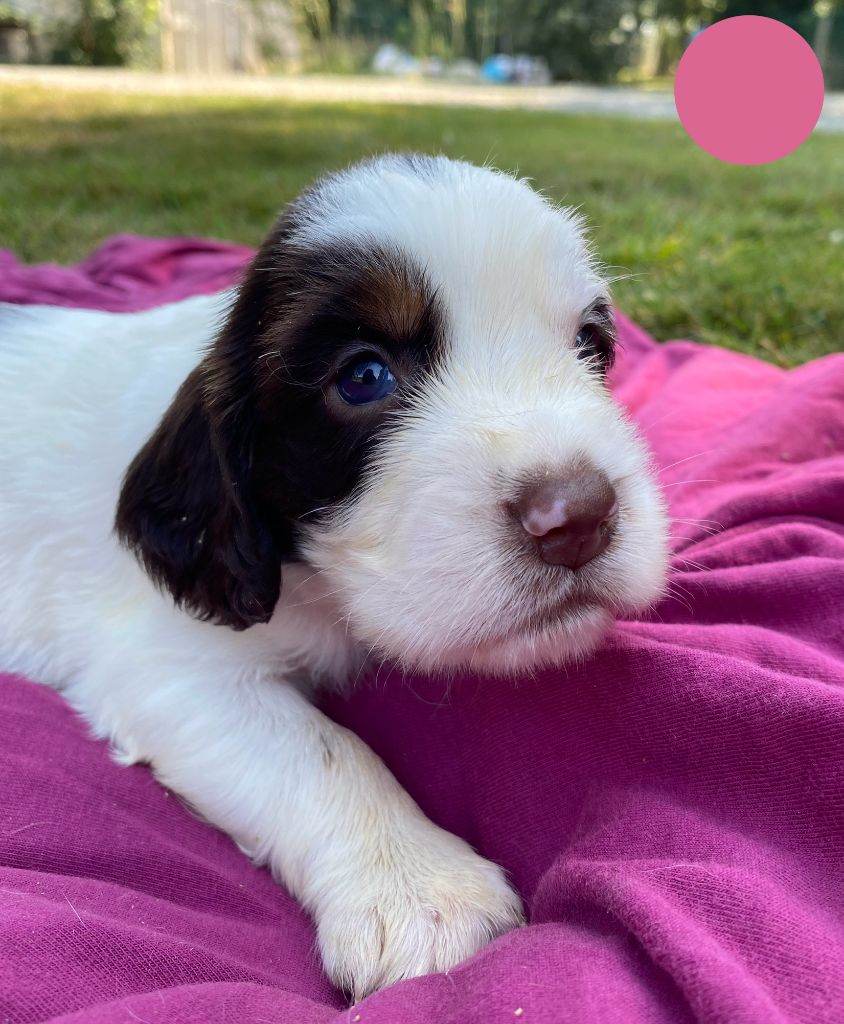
xmin=159 ymin=0 xmax=299 ymax=73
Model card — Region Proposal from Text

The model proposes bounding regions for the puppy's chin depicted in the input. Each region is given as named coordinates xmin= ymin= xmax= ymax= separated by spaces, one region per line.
xmin=371 ymin=603 xmax=615 ymax=678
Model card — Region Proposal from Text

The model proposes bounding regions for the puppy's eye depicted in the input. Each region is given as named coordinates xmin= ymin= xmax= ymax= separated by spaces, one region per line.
xmin=335 ymin=358 xmax=398 ymax=406
xmin=575 ymin=326 xmax=598 ymax=360
xmin=575 ymin=320 xmax=615 ymax=372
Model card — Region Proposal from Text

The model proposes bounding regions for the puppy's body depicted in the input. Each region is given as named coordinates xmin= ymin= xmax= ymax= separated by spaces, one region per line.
xmin=0 ymin=156 xmax=668 ymax=996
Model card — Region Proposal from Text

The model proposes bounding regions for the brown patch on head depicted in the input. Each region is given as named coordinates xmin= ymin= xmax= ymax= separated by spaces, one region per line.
xmin=251 ymin=226 xmax=443 ymax=363
xmin=346 ymin=250 xmax=438 ymax=345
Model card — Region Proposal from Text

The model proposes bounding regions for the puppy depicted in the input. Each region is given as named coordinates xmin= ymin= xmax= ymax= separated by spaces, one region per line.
xmin=0 ymin=154 xmax=668 ymax=997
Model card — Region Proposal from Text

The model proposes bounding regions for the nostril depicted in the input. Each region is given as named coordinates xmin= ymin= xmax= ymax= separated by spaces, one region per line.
xmin=519 ymin=495 xmax=570 ymax=538
xmin=512 ymin=467 xmax=618 ymax=569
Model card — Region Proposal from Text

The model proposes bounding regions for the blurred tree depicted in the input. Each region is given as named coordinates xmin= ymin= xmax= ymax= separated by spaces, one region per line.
xmin=713 ymin=0 xmax=826 ymax=76
xmin=718 ymin=0 xmax=815 ymax=27
xmin=493 ymin=0 xmax=639 ymax=80
xmin=51 ymin=0 xmax=157 ymax=66
xmin=450 ymin=0 xmax=466 ymax=56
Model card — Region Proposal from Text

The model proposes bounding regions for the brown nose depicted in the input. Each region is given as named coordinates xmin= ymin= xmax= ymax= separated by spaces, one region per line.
xmin=513 ymin=468 xmax=618 ymax=569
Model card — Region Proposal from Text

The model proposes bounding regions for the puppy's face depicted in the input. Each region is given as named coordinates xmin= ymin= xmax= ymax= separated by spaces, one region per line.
xmin=117 ymin=155 xmax=668 ymax=674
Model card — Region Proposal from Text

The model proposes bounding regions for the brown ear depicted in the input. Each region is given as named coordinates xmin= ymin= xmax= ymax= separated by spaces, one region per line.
xmin=115 ymin=251 xmax=283 ymax=630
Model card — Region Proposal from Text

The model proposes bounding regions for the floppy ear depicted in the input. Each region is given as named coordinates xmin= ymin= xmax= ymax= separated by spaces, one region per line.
xmin=115 ymin=255 xmax=282 ymax=630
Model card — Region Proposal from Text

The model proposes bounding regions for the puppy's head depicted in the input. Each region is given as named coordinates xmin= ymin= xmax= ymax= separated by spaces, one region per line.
xmin=117 ymin=154 xmax=668 ymax=673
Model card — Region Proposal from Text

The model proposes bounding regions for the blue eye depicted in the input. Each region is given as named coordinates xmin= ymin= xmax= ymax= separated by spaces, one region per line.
xmin=335 ymin=358 xmax=397 ymax=406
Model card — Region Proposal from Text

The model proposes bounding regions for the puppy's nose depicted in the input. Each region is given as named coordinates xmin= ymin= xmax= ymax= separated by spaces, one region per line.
xmin=514 ymin=468 xmax=618 ymax=569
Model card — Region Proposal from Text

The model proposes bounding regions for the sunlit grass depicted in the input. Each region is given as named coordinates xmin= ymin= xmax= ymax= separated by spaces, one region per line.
xmin=1 ymin=84 xmax=842 ymax=363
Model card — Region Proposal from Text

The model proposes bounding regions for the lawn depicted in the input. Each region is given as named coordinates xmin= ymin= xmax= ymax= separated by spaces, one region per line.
xmin=1 ymin=84 xmax=842 ymax=365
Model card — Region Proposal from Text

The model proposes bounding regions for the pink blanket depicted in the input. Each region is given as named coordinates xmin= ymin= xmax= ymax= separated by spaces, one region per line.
xmin=2 ymin=236 xmax=843 ymax=1024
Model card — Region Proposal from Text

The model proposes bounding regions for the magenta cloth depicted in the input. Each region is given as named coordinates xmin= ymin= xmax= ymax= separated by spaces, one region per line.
xmin=1 ymin=238 xmax=843 ymax=1024
xmin=0 ymin=235 xmax=254 ymax=312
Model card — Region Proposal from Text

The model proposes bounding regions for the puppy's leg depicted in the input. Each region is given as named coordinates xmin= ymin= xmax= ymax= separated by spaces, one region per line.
xmin=69 ymin=634 xmax=522 ymax=998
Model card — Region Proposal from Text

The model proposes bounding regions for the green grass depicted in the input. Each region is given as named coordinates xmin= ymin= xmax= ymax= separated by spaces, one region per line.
xmin=1 ymin=84 xmax=842 ymax=364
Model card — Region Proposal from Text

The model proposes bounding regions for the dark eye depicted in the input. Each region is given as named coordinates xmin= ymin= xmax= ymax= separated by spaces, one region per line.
xmin=575 ymin=325 xmax=598 ymax=359
xmin=335 ymin=358 xmax=398 ymax=406
xmin=575 ymin=319 xmax=615 ymax=372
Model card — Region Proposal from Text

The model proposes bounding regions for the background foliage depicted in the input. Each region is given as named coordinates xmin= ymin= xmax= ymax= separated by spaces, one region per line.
xmin=24 ymin=0 xmax=843 ymax=85
xmin=49 ymin=0 xmax=159 ymax=67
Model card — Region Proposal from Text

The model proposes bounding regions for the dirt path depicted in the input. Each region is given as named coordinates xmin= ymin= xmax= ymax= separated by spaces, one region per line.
xmin=2 ymin=65 xmax=843 ymax=132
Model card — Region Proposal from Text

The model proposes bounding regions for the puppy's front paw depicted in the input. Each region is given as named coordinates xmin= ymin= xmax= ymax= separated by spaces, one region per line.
xmin=315 ymin=826 xmax=523 ymax=998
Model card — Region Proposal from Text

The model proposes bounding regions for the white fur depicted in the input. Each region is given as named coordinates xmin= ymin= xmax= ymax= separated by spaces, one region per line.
xmin=0 ymin=156 xmax=667 ymax=997
xmin=301 ymin=157 xmax=667 ymax=672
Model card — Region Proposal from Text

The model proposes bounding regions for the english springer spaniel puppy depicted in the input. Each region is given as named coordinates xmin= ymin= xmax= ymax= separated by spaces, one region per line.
xmin=0 ymin=154 xmax=668 ymax=997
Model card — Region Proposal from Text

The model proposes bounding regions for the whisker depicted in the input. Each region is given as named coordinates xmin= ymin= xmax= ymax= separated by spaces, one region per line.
xmin=662 ymin=479 xmax=718 ymax=488
xmin=671 ymin=556 xmax=709 ymax=572
xmin=671 ymin=519 xmax=721 ymax=530
xmin=659 ymin=448 xmax=721 ymax=474
xmin=664 ymin=584 xmax=693 ymax=615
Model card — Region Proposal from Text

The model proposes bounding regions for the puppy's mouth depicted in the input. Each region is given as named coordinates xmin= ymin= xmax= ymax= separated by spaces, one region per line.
xmin=507 ymin=597 xmax=600 ymax=638
xmin=456 ymin=561 xmax=634 ymax=664
xmin=501 ymin=559 xmax=620 ymax=633
xmin=434 ymin=598 xmax=615 ymax=675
